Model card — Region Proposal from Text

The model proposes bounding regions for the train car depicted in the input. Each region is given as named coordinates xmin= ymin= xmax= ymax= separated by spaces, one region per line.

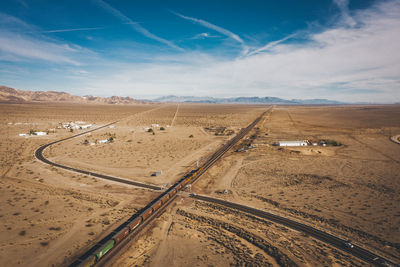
xmin=128 ymin=217 xmax=142 ymax=232
xmin=160 ymin=193 xmax=170 ymax=204
xmin=169 ymin=188 xmax=177 ymax=198
xmin=141 ymin=207 xmax=153 ymax=221
xmin=78 ymin=255 xmax=96 ymax=267
xmin=95 ymin=239 xmax=115 ymax=260
xmin=113 ymin=227 xmax=130 ymax=244
xmin=181 ymin=179 xmax=188 ymax=187
xmin=151 ymin=200 xmax=162 ymax=212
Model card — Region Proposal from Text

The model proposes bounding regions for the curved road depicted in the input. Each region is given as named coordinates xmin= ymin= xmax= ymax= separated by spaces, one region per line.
xmin=34 ymin=121 xmax=162 ymax=191
xmin=191 ymin=194 xmax=398 ymax=267
xmin=34 ymin=107 xmax=398 ymax=267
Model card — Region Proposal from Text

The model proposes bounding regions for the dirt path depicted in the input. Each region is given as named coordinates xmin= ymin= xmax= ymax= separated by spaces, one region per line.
xmin=149 ymin=210 xmax=176 ymax=267
xmin=286 ymin=111 xmax=303 ymax=136
xmin=215 ymin=157 xmax=244 ymax=200
xmin=170 ymin=104 xmax=180 ymax=127
xmin=348 ymin=134 xmax=400 ymax=165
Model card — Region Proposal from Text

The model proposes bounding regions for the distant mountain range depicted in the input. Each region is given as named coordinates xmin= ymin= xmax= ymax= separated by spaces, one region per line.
xmin=152 ymin=95 xmax=344 ymax=105
xmin=0 ymin=86 xmax=344 ymax=105
xmin=0 ymin=86 xmax=141 ymax=104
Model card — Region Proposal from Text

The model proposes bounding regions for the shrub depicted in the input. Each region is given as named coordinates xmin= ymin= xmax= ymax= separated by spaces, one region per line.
xmin=160 ymin=127 xmax=165 ymax=131
xmin=189 ymin=134 xmax=194 ymax=138
xmin=147 ymin=128 xmax=153 ymax=133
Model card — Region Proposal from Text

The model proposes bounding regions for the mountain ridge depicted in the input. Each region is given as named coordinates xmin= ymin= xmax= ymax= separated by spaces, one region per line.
xmin=152 ymin=95 xmax=344 ymax=105
xmin=0 ymin=86 xmax=142 ymax=105
xmin=0 ymin=86 xmax=345 ymax=105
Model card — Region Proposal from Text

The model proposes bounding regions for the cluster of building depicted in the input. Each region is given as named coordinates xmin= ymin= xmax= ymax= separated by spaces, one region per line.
xmin=275 ymin=140 xmax=328 ymax=147
xmin=18 ymin=121 xmax=94 ymax=137
xmin=19 ymin=131 xmax=47 ymax=137
xmin=83 ymin=137 xmax=114 ymax=146
xmin=58 ymin=121 xmax=92 ymax=130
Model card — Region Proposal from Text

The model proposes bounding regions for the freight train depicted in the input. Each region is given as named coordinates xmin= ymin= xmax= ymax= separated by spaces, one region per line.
xmin=77 ymin=167 xmax=202 ymax=267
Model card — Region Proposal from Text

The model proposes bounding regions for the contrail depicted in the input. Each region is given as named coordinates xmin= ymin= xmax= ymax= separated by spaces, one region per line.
xmin=41 ymin=27 xmax=105 ymax=33
xmin=95 ymin=0 xmax=183 ymax=51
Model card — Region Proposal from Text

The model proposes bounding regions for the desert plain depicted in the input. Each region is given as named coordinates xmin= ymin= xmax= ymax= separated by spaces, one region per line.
xmin=0 ymin=103 xmax=400 ymax=266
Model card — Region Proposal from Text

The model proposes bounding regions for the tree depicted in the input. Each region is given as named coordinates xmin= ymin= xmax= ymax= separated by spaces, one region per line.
xmin=160 ymin=127 xmax=165 ymax=131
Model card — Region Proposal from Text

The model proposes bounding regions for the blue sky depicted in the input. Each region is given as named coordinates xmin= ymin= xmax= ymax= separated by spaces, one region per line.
xmin=0 ymin=0 xmax=399 ymax=102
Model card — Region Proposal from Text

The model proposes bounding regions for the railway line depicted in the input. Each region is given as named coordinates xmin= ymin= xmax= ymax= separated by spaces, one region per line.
xmin=190 ymin=194 xmax=398 ymax=267
xmin=68 ymin=107 xmax=272 ymax=266
xmin=33 ymin=105 xmax=397 ymax=267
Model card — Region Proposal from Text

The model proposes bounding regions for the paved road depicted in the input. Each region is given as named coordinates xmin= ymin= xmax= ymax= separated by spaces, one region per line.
xmin=34 ymin=121 xmax=162 ymax=191
xmin=71 ymin=107 xmax=273 ymax=266
xmin=191 ymin=194 xmax=398 ymax=267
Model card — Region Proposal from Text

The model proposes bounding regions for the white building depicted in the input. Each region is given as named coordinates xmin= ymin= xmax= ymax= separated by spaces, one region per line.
xmin=19 ymin=133 xmax=27 ymax=137
xmin=81 ymin=124 xmax=92 ymax=129
xmin=277 ymin=141 xmax=307 ymax=147
xmin=98 ymin=139 xmax=109 ymax=144
xmin=34 ymin=132 xmax=47 ymax=136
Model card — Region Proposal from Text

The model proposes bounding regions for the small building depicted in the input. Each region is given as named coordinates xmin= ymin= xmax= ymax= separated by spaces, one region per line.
xmin=151 ymin=171 xmax=162 ymax=176
xmin=151 ymin=124 xmax=160 ymax=128
xmin=34 ymin=132 xmax=47 ymax=136
xmin=98 ymin=139 xmax=109 ymax=144
xmin=19 ymin=133 xmax=27 ymax=137
xmin=277 ymin=141 xmax=307 ymax=147
xmin=81 ymin=124 xmax=92 ymax=129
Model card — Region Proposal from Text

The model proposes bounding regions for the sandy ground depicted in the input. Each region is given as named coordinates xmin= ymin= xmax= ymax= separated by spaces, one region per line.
xmin=114 ymin=105 xmax=400 ymax=267
xmin=2 ymin=103 xmax=399 ymax=266
xmin=194 ymin=105 xmax=400 ymax=263
xmin=0 ymin=102 xmax=264 ymax=266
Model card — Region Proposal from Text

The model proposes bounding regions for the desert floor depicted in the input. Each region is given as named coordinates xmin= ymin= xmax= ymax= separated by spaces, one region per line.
xmin=1 ymin=103 xmax=399 ymax=266
xmin=0 ymin=103 xmax=263 ymax=266
xmin=114 ymin=105 xmax=400 ymax=267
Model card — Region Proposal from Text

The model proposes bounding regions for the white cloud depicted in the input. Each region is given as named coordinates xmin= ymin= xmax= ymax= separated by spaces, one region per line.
xmin=0 ymin=31 xmax=81 ymax=65
xmin=191 ymin=32 xmax=220 ymax=39
xmin=0 ymin=13 xmax=94 ymax=65
xmin=333 ymin=0 xmax=356 ymax=27
xmin=79 ymin=0 xmax=400 ymax=102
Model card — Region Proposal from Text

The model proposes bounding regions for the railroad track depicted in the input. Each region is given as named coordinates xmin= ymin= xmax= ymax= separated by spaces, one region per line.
xmin=70 ymin=107 xmax=272 ymax=266
xmin=190 ymin=194 xmax=398 ymax=267
xmin=34 ymin=121 xmax=162 ymax=191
